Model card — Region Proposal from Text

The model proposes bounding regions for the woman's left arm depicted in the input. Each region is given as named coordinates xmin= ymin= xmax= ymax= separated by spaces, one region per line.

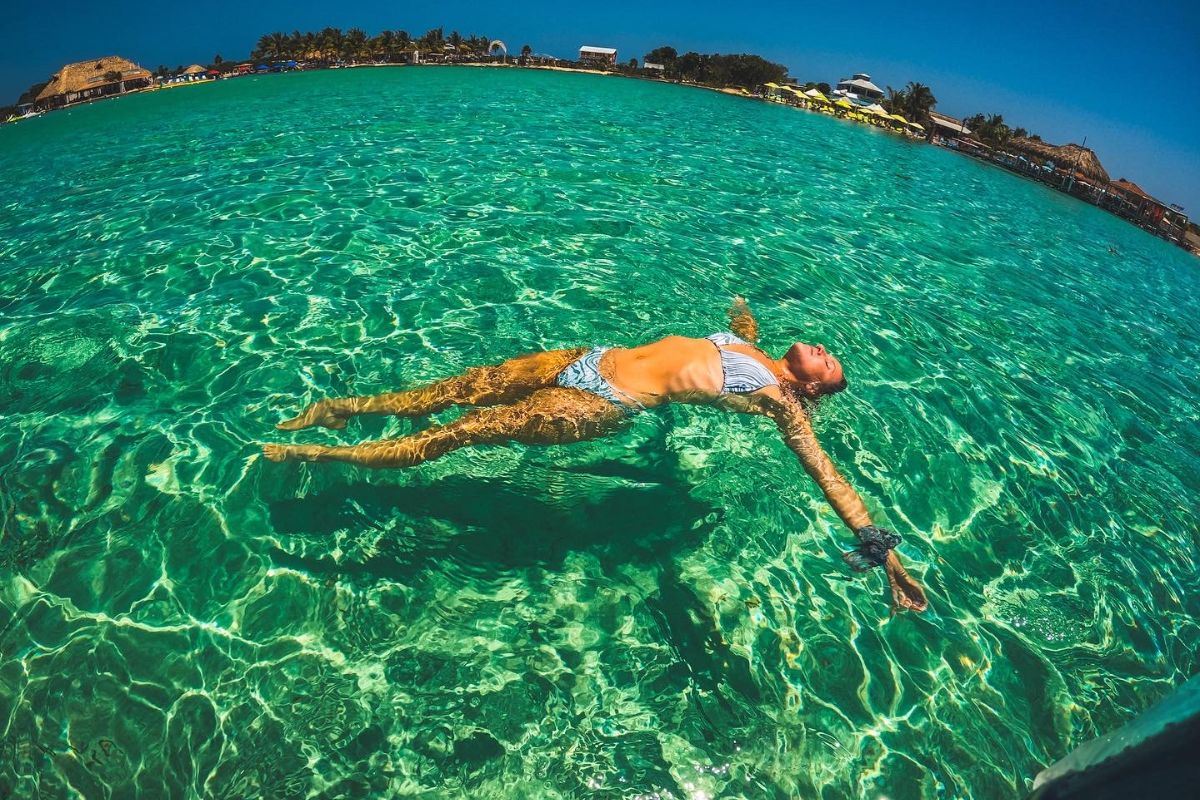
xmin=761 ymin=397 xmax=929 ymax=613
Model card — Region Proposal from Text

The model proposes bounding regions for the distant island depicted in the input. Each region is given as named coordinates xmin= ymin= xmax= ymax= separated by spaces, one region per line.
xmin=4 ymin=25 xmax=1196 ymax=254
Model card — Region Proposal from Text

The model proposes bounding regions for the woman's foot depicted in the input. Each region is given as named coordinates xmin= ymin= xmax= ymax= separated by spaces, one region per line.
xmin=262 ymin=443 xmax=326 ymax=462
xmin=276 ymin=401 xmax=349 ymax=431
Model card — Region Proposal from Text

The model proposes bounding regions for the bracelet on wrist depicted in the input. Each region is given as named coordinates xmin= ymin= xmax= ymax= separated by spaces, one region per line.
xmin=842 ymin=525 xmax=902 ymax=572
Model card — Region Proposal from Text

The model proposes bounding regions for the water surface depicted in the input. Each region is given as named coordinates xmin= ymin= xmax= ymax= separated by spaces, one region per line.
xmin=1 ymin=67 xmax=1198 ymax=799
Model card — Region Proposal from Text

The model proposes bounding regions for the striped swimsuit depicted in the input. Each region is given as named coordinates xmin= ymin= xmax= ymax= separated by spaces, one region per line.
xmin=704 ymin=332 xmax=779 ymax=394
xmin=556 ymin=332 xmax=777 ymax=413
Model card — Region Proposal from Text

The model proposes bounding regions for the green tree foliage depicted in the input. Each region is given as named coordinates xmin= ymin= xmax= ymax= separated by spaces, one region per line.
xmin=965 ymin=113 xmax=1013 ymax=146
xmin=345 ymin=28 xmax=369 ymax=61
xmin=418 ymin=27 xmax=444 ymax=52
xmin=665 ymin=51 xmax=787 ymax=87
xmin=644 ymin=46 xmax=678 ymax=65
xmin=882 ymin=81 xmax=938 ymax=126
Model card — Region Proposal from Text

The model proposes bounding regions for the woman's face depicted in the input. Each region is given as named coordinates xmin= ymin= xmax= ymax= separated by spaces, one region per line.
xmin=784 ymin=342 xmax=844 ymax=394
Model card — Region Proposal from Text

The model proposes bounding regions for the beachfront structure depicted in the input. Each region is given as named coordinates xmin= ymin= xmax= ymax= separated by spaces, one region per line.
xmin=644 ymin=62 xmax=666 ymax=72
xmin=928 ymin=111 xmax=972 ymax=138
xmin=579 ymin=46 xmax=618 ymax=66
xmin=1103 ymin=179 xmax=1189 ymax=243
xmin=34 ymin=56 xmax=151 ymax=110
xmin=834 ymin=73 xmax=883 ymax=105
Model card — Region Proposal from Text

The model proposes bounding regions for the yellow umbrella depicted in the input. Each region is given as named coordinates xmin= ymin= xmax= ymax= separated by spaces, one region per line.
xmin=805 ymin=90 xmax=830 ymax=103
xmin=906 ymin=121 xmax=925 ymax=131
xmin=889 ymin=113 xmax=909 ymax=124
xmin=834 ymin=98 xmax=854 ymax=110
xmin=764 ymin=82 xmax=781 ymax=89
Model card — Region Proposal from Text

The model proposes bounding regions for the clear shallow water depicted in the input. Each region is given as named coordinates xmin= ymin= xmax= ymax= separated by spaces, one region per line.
xmin=1 ymin=66 xmax=1198 ymax=798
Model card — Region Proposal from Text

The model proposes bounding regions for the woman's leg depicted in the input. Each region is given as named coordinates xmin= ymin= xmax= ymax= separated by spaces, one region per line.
xmin=264 ymin=387 xmax=626 ymax=467
xmin=276 ymin=347 xmax=589 ymax=430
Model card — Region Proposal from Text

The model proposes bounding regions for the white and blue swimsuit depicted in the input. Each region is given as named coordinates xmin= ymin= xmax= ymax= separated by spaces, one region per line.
xmin=555 ymin=332 xmax=778 ymax=414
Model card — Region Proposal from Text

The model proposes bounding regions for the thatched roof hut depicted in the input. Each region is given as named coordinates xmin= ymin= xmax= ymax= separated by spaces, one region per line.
xmin=35 ymin=56 xmax=151 ymax=106
xmin=183 ymin=64 xmax=206 ymax=75
xmin=1007 ymin=137 xmax=1110 ymax=183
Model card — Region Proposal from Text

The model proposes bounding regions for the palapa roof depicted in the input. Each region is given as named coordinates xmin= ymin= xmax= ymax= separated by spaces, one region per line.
xmin=1109 ymin=178 xmax=1163 ymax=205
xmin=1006 ymin=137 xmax=1110 ymax=183
xmin=36 ymin=56 xmax=151 ymax=101
xmin=183 ymin=64 xmax=206 ymax=75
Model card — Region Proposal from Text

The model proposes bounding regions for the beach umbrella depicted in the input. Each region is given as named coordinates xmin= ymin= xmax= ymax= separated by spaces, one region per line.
xmin=889 ymin=113 xmax=909 ymax=124
xmin=906 ymin=121 xmax=925 ymax=131
xmin=834 ymin=98 xmax=854 ymax=110
xmin=804 ymin=89 xmax=829 ymax=103
xmin=764 ymin=82 xmax=781 ymax=89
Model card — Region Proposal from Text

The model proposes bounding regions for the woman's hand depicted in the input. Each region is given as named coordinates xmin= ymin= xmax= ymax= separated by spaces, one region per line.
xmin=885 ymin=552 xmax=928 ymax=613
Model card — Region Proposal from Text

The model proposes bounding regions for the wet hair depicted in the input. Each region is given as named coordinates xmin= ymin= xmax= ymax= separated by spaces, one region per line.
xmin=822 ymin=376 xmax=848 ymax=396
xmin=782 ymin=374 xmax=848 ymax=416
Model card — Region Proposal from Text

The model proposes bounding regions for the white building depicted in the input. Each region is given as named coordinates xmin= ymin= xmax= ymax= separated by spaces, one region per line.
xmin=834 ymin=72 xmax=884 ymax=106
xmin=643 ymin=61 xmax=666 ymax=72
xmin=579 ymin=46 xmax=617 ymax=66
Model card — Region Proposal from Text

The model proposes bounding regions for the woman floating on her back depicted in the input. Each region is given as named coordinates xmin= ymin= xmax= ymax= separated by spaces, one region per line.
xmin=265 ymin=297 xmax=928 ymax=613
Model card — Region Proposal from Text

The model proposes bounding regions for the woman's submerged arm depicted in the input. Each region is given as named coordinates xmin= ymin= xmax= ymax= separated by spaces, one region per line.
xmin=728 ymin=296 xmax=760 ymax=344
xmin=764 ymin=398 xmax=929 ymax=613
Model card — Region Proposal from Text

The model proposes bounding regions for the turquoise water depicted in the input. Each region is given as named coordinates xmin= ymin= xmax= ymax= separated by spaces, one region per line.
xmin=1 ymin=66 xmax=1198 ymax=798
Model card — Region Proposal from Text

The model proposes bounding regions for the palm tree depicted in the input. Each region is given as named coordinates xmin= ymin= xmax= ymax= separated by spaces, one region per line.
xmin=373 ymin=30 xmax=396 ymax=62
xmin=419 ymin=27 xmax=444 ymax=53
xmin=901 ymin=82 xmax=936 ymax=126
xmin=318 ymin=28 xmax=344 ymax=63
xmin=268 ymin=32 xmax=288 ymax=61
xmin=966 ymin=113 xmax=1012 ymax=147
xmin=254 ymin=34 xmax=273 ymax=60
xmin=346 ymin=28 xmax=369 ymax=62
xmin=883 ymin=86 xmax=907 ymax=114
xmin=448 ymin=31 xmax=463 ymax=52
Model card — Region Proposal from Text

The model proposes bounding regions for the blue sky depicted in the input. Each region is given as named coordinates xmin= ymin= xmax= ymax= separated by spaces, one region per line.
xmin=7 ymin=1 xmax=1200 ymax=213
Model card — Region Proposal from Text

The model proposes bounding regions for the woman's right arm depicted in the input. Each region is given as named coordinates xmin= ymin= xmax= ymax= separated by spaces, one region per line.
xmin=728 ymin=296 xmax=759 ymax=344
